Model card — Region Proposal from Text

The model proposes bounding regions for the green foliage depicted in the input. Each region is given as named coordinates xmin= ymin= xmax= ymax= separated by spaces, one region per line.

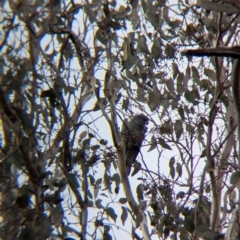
xmin=1 ymin=0 xmax=239 ymax=239
xmin=230 ymin=171 xmax=240 ymax=185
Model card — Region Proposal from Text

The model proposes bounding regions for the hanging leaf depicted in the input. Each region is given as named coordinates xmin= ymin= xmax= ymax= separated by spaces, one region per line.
xmin=172 ymin=62 xmax=179 ymax=79
xmin=169 ymin=157 xmax=175 ymax=167
xmin=95 ymin=199 xmax=104 ymax=209
xmin=191 ymin=66 xmax=200 ymax=85
xmin=103 ymin=172 xmax=112 ymax=193
xmin=200 ymin=148 xmax=207 ymax=158
xmin=176 ymin=162 xmax=182 ymax=177
xmin=119 ymin=198 xmax=128 ymax=204
xmin=121 ymin=207 xmax=128 ymax=225
xmin=174 ymin=120 xmax=183 ymax=140
xmin=158 ymin=137 xmax=172 ymax=150
xmin=184 ymin=89 xmax=200 ymax=104
xmin=137 ymin=35 xmax=150 ymax=54
xmin=84 ymin=5 xmax=97 ymax=23
xmin=79 ymin=131 xmax=88 ymax=140
xmin=88 ymin=174 xmax=95 ymax=186
xmin=136 ymin=183 xmax=144 ymax=202
xmin=151 ymin=38 xmax=162 ymax=58
xmin=126 ymin=69 xmax=138 ymax=82
xmin=166 ymin=78 xmax=175 ymax=95
xmin=230 ymin=171 xmax=240 ymax=185
xmin=163 ymin=6 xmax=171 ymax=23
xmin=178 ymin=106 xmax=185 ymax=120
xmin=67 ymin=173 xmax=80 ymax=188
xmin=96 ymin=29 xmax=107 ymax=45
xmin=106 ymin=207 xmax=118 ymax=222
xmin=200 ymin=79 xmax=212 ymax=91
xmin=148 ymin=90 xmax=160 ymax=111
xmin=112 ymin=173 xmax=120 ymax=185
xmin=141 ymin=0 xmax=148 ymax=14
xmin=204 ymin=68 xmax=216 ymax=81
xmin=170 ymin=164 xmax=175 ymax=179
xmin=87 ymin=189 xmax=93 ymax=199
xmin=122 ymin=98 xmax=129 ymax=111
xmin=96 ymin=178 xmax=102 ymax=186
xmin=122 ymin=39 xmax=129 ymax=61
xmin=148 ymin=135 xmax=157 ymax=152
xmin=177 ymin=73 xmax=185 ymax=95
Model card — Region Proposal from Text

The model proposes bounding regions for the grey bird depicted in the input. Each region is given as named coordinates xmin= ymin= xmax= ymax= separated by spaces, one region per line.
xmin=121 ymin=114 xmax=149 ymax=175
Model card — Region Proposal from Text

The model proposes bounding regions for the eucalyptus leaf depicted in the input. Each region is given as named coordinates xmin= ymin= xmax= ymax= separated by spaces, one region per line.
xmin=230 ymin=171 xmax=240 ymax=185
xmin=121 ymin=206 xmax=128 ymax=225
xmin=204 ymin=68 xmax=216 ymax=81
xmin=148 ymin=135 xmax=157 ymax=152
xmin=137 ymin=35 xmax=150 ymax=54
xmin=95 ymin=199 xmax=104 ymax=209
xmin=136 ymin=183 xmax=144 ymax=202
xmin=106 ymin=207 xmax=118 ymax=222
xmin=151 ymin=38 xmax=162 ymax=58
xmin=96 ymin=29 xmax=107 ymax=44
xmin=158 ymin=137 xmax=172 ymax=150
xmin=170 ymin=165 xmax=175 ymax=179
xmin=166 ymin=78 xmax=175 ymax=95
xmin=174 ymin=120 xmax=183 ymax=140
xmin=119 ymin=198 xmax=128 ymax=204
xmin=67 ymin=173 xmax=80 ymax=188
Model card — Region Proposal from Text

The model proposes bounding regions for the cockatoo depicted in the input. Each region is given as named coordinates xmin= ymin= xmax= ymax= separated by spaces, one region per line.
xmin=121 ymin=114 xmax=148 ymax=175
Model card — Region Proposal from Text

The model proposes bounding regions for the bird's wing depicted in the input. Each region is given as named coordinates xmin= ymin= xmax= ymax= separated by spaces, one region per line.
xmin=121 ymin=115 xmax=148 ymax=175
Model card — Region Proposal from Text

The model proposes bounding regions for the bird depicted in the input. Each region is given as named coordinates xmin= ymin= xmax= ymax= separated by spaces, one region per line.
xmin=121 ymin=114 xmax=149 ymax=176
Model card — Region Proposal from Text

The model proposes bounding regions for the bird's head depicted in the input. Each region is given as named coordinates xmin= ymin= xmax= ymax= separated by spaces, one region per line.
xmin=131 ymin=114 xmax=149 ymax=127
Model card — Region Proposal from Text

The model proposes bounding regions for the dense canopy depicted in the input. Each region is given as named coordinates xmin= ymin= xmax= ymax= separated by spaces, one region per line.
xmin=1 ymin=1 xmax=240 ymax=239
